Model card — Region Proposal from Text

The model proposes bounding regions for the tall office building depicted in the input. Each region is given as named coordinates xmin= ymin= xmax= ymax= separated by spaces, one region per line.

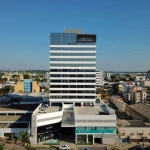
xmin=50 ymin=29 xmax=96 ymax=105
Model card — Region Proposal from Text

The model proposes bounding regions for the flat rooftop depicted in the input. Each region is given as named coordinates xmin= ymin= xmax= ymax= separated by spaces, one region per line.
xmin=128 ymin=103 xmax=150 ymax=120
xmin=117 ymin=120 xmax=150 ymax=127
xmin=0 ymin=115 xmax=31 ymax=121
xmin=74 ymin=105 xmax=109 ymax=115
xmin=0 ymin=104 xmax=38 ymax=112
xmin=10 ymin=92 xmax=48 ymax=97
xmin=36 ymin=105 xmax=62 ymax=115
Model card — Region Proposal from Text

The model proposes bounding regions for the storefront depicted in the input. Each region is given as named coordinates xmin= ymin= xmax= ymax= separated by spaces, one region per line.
xmin=37 ymin=123 xmax=61 ymax=143
xmin=75 ymin=128 xmax=116 ymax=144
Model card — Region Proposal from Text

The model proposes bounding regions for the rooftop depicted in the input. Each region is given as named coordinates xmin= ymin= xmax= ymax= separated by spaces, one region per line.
xmin=74 ymin=105 xmax=109 ymax=115
xmin=10 ymin=92 xmax=48 ymax=97
xmin=0 ymin=104 xmax=38 ymax=112
xmin=0 ymin=115 xmax=31 ymax=122
xmin=128 ymin=103 xmax=150 ymax=120
xmin=36 ymin=105 xmax=62 ymax=115
xmin=117 ymin=120 xmax=150 ymax=127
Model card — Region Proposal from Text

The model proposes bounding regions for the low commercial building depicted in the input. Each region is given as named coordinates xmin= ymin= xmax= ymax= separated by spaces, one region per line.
xmin=0 ymin=93 xmax=117 ymax=145
xmin=31 ymin=100 xmax=117 ymax=145
xmin=117 ymin=120 xmax=150 ymax=144
xmin=0 ymin=104 xmax=38 ymax=139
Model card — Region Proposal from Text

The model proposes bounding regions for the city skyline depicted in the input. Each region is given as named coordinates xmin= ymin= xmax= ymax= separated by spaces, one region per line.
xmin=0 ymin=0 xmax=150 ymax=71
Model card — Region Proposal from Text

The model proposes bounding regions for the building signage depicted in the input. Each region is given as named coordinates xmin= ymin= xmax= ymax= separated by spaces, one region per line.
xmin=75 ymin=129 xmax=116 ymax=134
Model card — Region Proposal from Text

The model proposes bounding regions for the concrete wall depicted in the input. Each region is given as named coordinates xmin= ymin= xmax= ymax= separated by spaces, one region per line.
xmin=14 ymin=82 xmax=24 ymax=92
xmin=32 ymin=81 xmax=40 ymax=92
xmin=0 ymin=128 xmax=28 ymax=138
xmin=36 ymin=111 xmax=63 ymax=127
xmin=75 ymin=115 xmax=116 ymax=127
xmin=118 ymin=127 xmax=150 ymax=139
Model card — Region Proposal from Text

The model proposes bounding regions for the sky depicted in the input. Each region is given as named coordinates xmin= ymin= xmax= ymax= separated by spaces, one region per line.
xmin=0 ymin=0 xmax=150 ymax=71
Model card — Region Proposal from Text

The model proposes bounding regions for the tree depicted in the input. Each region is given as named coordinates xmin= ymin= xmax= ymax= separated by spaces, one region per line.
xmin=112 ymin=83 xmax=119 ymax=94
xmin=12 ymin=74 xmax=18 ymax=78
xmin=0 ymin=143 xmax=5 ymax=150
xmin=111 ymin=75 xmax=117 ymax=80
xmin=129 ymin=77 xmax=134 ymax=81
xmin=125 ymin=74 xmax=131 ymax=77
xmin=18 ymin=131 xmax=30 ymax=147
xmin=4 ymin=85 xmax=14 ymax=93
xmin=24 ymin=74 xmax=30 ymax=79
xmin=35 ymin=78 xmax=40 ymax=83
xmin=40 ymin=78 xmax=47 ymax=82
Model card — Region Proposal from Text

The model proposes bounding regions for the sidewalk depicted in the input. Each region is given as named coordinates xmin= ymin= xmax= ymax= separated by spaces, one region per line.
xmin=31 ymin=141 xmax=150 ymax=150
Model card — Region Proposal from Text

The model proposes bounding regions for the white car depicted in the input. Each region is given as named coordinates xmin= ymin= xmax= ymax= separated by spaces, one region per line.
xmin=59 ymin=145 xmax=70 ymax=150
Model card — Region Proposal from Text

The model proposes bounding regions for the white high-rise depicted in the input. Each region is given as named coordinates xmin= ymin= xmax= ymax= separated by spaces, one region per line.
xmin=50 ymin=29 xmax=96 ymax=105
xmin=96 ymin=70 xmax=104 ymax=86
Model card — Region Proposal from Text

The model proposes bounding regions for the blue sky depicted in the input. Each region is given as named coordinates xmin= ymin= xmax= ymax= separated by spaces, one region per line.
xmin=0 ymin=0 xmax=150 ymax=71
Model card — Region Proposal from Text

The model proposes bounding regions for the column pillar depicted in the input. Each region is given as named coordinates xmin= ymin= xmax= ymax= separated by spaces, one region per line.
xmin=86 ymin=134 xmax=88 ymax=144
xmin=75 ymin=134 xmax=77 ymax=144
xmin=93 ymin=135 xmax=94 ymax=144
xmin=81 ymin=102 xmax=83 ymax=106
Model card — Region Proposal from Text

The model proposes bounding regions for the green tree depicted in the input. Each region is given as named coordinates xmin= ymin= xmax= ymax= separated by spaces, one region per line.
xmin=18 ymin=131 xmax=30 ymax=147
xmin=12 ymin=74 xmax=18 ymax=78
xmin=35 ymin=78 xmax=40 ymax=83
xmin=40 ymin=78 xmax=47 ymax=82
xmin=4 ymin=85 xmax=14 ymax=93
xmin=110 ymin=75 xmax=117 ymax=80
xmin=0 ymin=143 xmax=5 ymax=150
xmin=112 ymin=83 xmax=119 ymax=94
xmin=125 ymin=74 xmax=131 ymax=77
xmin=129 ymin=77 xmax=134 ymax=81
xmin=24 ymin=74 xmax=30 ymax=79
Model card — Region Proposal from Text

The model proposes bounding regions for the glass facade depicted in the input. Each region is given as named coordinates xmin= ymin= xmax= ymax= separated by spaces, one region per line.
xmin=50 ymin=32 xmax=96 ymax=103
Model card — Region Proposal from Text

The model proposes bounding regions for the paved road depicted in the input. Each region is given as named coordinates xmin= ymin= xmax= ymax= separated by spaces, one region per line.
xmin=78 ymin=147 xmax=107 ymax=150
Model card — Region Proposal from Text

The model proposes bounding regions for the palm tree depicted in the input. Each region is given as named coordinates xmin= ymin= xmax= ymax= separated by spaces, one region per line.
xmin=18 ymin=131 xmax=30 ymax=147
xmin=0 ymin=143 xmax=5 ymax=150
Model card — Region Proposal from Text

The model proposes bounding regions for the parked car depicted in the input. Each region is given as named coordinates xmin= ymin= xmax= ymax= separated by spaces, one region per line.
xmin=83 ymin=147 xmax=89 ymax=150
xmin=59 ymin=145 xmax=70 ymax=150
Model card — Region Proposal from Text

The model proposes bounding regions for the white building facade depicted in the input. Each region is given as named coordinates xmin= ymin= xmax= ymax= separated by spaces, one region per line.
xmin=50 ymin=29 xmax=96 ymax=104
xmin=96 ymin=71 xmax=104 ymax=86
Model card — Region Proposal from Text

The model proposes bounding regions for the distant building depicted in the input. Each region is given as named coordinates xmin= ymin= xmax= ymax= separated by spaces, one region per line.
xmin=140 ymin=80 xmax=150 ymax=87
xmin=125 ymin=85 xmax=147 ymax=104
xmin=14 ymin=79 xmax=40 ymax=92
xmin=105 ymin=72 xmax=111 ymax=79
xmin=19 ymin=74 xmax=24 ymax=81
xmin=45 ymin=72 xmax=49 ymax=81
xmin=135 ymin=76 xmax=146 ymax=81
